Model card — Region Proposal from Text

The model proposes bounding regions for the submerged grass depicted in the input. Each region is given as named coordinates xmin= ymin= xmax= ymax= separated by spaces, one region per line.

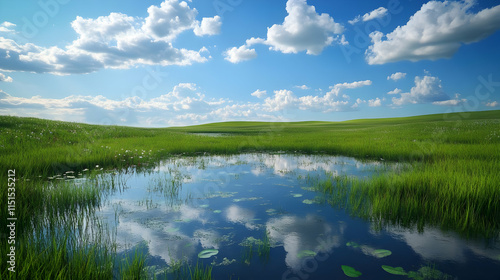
xmin=1 ymin=110 xmax=499 ymax=278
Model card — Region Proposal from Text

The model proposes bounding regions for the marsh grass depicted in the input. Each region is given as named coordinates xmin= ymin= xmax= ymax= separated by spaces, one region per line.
xmin=257 ymin=231 xmax=271 ymax=262
xmin=312 ymin=159 xmax=500 ymax=237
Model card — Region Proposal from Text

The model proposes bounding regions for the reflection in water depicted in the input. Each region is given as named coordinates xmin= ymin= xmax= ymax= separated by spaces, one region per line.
xmin=266 ymin=215 xmax=341 ymax=271
xmin=92 ymin=153 xmax=500 ymax=279
xmin=388 ymin=226 xmax=500 ymax=263
xmin=225 ymin=205 xmax=259 ymax=230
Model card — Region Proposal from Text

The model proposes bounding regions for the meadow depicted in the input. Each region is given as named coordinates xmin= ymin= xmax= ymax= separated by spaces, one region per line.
xmin=0 ymin=109 xmax=499 ymax=279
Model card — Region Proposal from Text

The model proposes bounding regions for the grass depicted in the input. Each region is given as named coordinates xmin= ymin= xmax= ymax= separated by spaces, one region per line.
xmin=0 ymin=110 xmax=499 ymax=278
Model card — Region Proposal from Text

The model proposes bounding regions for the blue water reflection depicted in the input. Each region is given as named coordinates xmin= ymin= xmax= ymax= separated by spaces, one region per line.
xmin=95 ymin=153 xmax=499 ymax=279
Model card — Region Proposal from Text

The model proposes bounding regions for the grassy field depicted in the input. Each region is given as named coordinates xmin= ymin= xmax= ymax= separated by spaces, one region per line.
xmin=1 ymin=110 xmax=499 ymax=279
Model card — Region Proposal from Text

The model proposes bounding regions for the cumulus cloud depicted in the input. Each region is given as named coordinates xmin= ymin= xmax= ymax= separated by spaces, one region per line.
xmin=387 ymin=72 xmax=406 ymax=81
xmin=368 ymin=97 xmax=382 ymax=107
xmin=193 ymin=16 xmax=222 ymax=36
xmin=0 ymin=79 xmax=375 ymax=126
xmin=349 ymin=7 xmax=388 ymax=25
xmin=391 ymin=75 xmax=450 ymax=106
xmin=251 ymin=89 xmax=267 ymax=98
xmin=264 ymin=0 xmax=344 ymax=55
xmin=486 ymin=101 xmax=498 ymax=107
xmin=223 ymin=45 xmax=257 ymax=63
xmin=0 ymin=72 xmax=13 ymax=82
xmin=366 ymin=1 xmax=500 ymax=64
xmin=262 ymin=80 xmax=372 ymax=113
xmin=225 ymin=0 xmax=344 ymax=62
xmin=0 ymin=0 xmax=218 ymax=75
xmin=387 ymin=88 xmax=402 ymax=95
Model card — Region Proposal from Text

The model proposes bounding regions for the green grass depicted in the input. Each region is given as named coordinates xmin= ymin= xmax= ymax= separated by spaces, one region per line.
xmin=1 ymin=110 xmax=499 ymax=278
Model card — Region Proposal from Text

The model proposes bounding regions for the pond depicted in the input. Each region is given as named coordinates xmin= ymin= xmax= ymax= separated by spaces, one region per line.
xmin=94 ymin=153 xmax=500 ymax=279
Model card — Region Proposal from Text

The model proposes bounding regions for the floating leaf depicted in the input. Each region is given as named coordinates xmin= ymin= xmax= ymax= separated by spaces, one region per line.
xmin=199 ymin=204 xmax=209 ymax=208
xmin=346 ymin=242 xmax=360 ymax=248
xmin=213 ymin=210 xmax=222 ymax=213
xmin=292 ymin=193 xmax=303 ymax=198
xmin=302 ymin=199 xmax=316 ymax=204
xmin=372 ymin=249 xmax=392 ymax=258
xmin=382 ymin=265 xmax=407 ymax=276
xmin=198 ymin=249 xmax=219 ymax=259
xmin=165 ymin=227 xmax=179 ymax=233
xmin=341 ymin=265 xmax=362 ymax=277
xmin=297 ymin=250 xmax=316 ymax=258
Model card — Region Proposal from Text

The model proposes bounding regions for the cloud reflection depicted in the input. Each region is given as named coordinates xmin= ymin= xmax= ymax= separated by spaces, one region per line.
xmin=266 ymin=215 xmax=341 ymax=271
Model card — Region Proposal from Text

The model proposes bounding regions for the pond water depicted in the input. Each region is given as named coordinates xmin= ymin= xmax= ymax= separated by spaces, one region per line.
xmin=95 ymin=154 xmax=500 ymax=279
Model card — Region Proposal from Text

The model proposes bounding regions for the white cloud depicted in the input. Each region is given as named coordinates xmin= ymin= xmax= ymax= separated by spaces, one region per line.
xmin=142 ymin=0 xmax=197 ymax=40
xmin=265 ymin=0 xmax=344 ymax=55
xmin=348 ymin=16 xmax=361 ymax=25
xmin=432 ymin=99 xmax=466 ymax=106
xmin=0 ymin=0 xmax=218 ymax=75
xmin=331 ymin=80 xmax=372 ymax=91
xmin=226 ymin=0 xmax=344 ymax=60
xmin=387 ymin=88 xmax=402 ymax=95
xmin=363 ymin=7 xmax=389 ymax=21
xmin=368 ymin=97 xmax=382 ymax=107
xmin=224 ymin=45 xmax=257 ymax=63
xmin=251 ymin=89 xmax=267 ymax=98
xmin=366 ymin=1 xmax=500 ymax=64
xmin=295 ymin=85 xmax=310 ymax=90
xmin=392 ymin=75 xmax=449 ymax=106
xmin=193 ymin=16 xmax=222 ymax=36
xmin=486 ymin=101 xmax=498 ymax=107
xmin=387 ymin=72 xmax=406 ymax=81
xmin=0 ymin=72 xmax=13 ymax=82
xmin=297 ymin=80 xmax=372 ymax=112
xmin=0 ymin=80 xmax=374 ymax=126
xmin=0 ymin=22 xmax=16 ymax=33
xmin=349 ymin=7 xmax=388 ymax=25
xmin=263 ymin=89 xmax=297 ymax=112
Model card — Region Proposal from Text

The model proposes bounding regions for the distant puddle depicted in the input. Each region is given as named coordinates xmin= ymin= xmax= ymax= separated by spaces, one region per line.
xmin=95 ymin=154 xmax=500 ymax=279
xmin=189 ymin=132 xmax=232 ymax=137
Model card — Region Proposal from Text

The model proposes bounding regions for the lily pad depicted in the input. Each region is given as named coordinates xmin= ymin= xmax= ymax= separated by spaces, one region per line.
xmin=346 ymin=242 xmax=360 ymax=248
xmin=213 ymin=210 xmax=222 ymax=213
xmin=165 ymin=227 xmax=179 ymax=233
xmin=199 ymin=204 xmax=209 ymax=208
xmin=292 ymin=193 xmax=303 ymax=198
xmin=382 ymin=265 xmax=407 ymax=276
xmin=302 ymin=199 xmax=316 ymax=204
xmin=372 ymin=249 xmax=392 ymax=258
xmin=297 ymin=250 xmax=316 ymax=258
xmin=341 ymin=265 xmax=362 ymax=277
xmin=198 ymin=249 xmax=219 ymax=259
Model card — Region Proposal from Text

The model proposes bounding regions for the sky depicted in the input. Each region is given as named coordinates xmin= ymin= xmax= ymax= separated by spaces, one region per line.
xmin=0 ymin=0 xmax=499 ymax=127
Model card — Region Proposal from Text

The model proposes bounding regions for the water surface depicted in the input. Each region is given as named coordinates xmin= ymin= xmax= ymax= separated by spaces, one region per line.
xmin=95 ymin=154 xmax=500 ymax=279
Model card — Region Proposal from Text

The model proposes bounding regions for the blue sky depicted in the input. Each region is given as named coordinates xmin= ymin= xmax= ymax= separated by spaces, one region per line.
xmin=0 ymin=0 xmax=499 ymax=127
